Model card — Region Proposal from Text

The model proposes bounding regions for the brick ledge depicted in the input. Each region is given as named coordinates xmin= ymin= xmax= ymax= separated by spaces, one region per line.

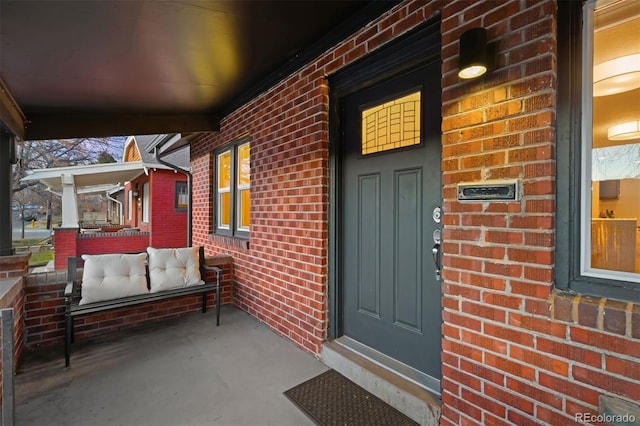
xmin=550 ymin=290 xmax=639 ymax=339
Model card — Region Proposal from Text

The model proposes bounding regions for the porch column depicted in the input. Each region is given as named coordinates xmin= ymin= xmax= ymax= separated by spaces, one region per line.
xmin=60 ymin=174 xmax=79 ymax=228
xmin=0 ymin=133 xmax=15 ymax=256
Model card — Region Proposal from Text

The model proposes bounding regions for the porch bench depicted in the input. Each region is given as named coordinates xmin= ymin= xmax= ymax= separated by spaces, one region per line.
xmin=64 ymin=246 xmax=221 ymax=367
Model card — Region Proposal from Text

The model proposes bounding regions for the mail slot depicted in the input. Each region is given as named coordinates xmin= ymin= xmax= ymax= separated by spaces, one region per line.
xmin=457 ymin=180 xmax=519 ymax=201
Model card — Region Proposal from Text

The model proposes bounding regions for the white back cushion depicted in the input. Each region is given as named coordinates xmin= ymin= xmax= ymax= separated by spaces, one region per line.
xmin=79 ymin=253 xmax=149 ymax=305
xmin=147 ymin=247 xmax=203 ymax=293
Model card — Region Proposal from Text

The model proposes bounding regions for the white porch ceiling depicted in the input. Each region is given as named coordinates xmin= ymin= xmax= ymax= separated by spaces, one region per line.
xmin=21 ymin=161 xmax=166 ymax=191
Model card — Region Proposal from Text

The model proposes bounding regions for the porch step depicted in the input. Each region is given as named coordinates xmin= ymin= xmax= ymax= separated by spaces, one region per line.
xmin=321 ymin=340 xmax=441 ymax=426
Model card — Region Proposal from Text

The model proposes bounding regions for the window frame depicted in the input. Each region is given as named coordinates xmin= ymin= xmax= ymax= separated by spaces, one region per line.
xmin=556 ymin=0 xmax=640 ymax=302
xmin=216 ymin=149 xmax=232 ymax=234
xmin=213 ymin=137 xmax=250 ymax=239
xmin=236 ymin=141 xmax=251 ymax=233
xmin=127 ymin=189 xmax=133 ymax=221
xmin=175 ymin=181 xmax=188 ymax=211
xmin=142 ymin=182 xmax=150 ymax=224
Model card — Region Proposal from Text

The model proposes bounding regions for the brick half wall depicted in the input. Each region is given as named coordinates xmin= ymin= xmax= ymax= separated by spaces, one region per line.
xmin=0 ymin=253 xmax=30 ymax=404
xmin=24 ymin=256 xmax=233 ymax=348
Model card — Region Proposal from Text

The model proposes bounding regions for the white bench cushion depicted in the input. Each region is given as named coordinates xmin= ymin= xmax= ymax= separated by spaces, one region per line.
xmin=80 ymin=253 xmax=149 ymax=305
xmin=147 ymin=247 xmax=203 ymax=293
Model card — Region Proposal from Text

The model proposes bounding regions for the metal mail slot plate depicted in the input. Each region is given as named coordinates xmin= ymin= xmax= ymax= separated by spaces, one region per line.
xmin=457 ymin=180 xmax=519 ymax=201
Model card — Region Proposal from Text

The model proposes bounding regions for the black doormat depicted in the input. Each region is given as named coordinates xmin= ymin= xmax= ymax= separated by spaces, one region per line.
xmin=284 ymin=369 xmax=418 ymax=426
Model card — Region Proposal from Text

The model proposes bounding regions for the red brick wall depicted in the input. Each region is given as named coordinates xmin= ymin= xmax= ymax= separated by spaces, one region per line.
xmin=24 ymin=280 xmax=64 ymax=345
xmin=190 ymin=0 xmax=640 ymax=424
xmin=0 ymin=255 xmax=29 ymax=403
xmin=0 ymin=284 xmax=25 ymax=404
xmin=53 ymin=228 xmax=78 ymax=270
xmin=77 ymin=233 xmax=150 ymax=255
xmin=54 ymin=231 xmax=150 ymax=270
xmin=53 ymin=169 xmax=186 ymax=269
xmin=190 ymin=0 xmax=446 ymax=357
xmin=149 ymin=171 xmax=187 ymax=248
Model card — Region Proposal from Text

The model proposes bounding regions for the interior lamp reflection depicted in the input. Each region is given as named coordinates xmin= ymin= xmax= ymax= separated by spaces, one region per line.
xmin=608 ymin=121 xmax=640 ymax=141
xmin=593 ymin=54 xmax=640 ymax=97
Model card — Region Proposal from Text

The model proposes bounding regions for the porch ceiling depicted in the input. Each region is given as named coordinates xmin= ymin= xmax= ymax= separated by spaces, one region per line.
xmin=0 ymin=0 xmax=395 ymax=141
xmin=21 ymin=161 xmax=157 ymax=191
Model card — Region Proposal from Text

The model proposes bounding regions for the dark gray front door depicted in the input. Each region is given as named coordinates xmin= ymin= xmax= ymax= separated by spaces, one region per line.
xmin=341 ymin=62 xmax=441 ymax=381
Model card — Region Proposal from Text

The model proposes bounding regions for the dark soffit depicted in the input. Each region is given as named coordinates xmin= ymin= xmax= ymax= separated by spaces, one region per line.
xmin=0 ymin=0 xmax=398 ymax=140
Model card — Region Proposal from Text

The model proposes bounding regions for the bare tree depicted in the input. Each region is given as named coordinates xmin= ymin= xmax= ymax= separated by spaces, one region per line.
xmin=592 ymin=142 xmax=640 ymax=181
xmin=12 ymin=137 xmax=125 ymax=229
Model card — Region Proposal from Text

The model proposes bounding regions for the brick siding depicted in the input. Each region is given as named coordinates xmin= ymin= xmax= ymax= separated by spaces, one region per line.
xmin=53 ymin=228 xmax=78 ymax=270
xmin=0 ymin=255 xmax=29 ymax=404
xmin=77 ymin=233 xmax=151 ymax=256
xmin=189 ymin=0 xmax=640 ymax=424
xmin=53 ymin=170 xmax=187 ymax=270
xmin=149 ymin=171 xmax=188 ymax=248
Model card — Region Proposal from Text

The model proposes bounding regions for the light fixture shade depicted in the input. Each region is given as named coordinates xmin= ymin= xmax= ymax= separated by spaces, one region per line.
xmin=608 ymin=121 xmax=640 ymax=140
xmin=458 ymin=28 xmax=488 ymax=79
xmin=593 ymin=54 xmax=640 ymax=97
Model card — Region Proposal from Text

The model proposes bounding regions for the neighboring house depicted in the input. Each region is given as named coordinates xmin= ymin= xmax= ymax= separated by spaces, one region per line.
xmin=181 ymin=1 xmax=640 ymax=424
xmin=23 ymin=134 xmax=190 ymax=269
xmin=120 ymin=134 xmax=190 ymax=248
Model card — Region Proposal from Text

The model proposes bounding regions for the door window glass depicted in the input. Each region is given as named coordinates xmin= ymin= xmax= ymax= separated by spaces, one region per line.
xmin=361 ymin=91 xmax=421 ymax=155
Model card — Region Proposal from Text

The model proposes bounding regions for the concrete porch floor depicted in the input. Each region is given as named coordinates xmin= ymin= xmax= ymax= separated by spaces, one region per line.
xmin=15 ymin=305 xmax=327 ymax=426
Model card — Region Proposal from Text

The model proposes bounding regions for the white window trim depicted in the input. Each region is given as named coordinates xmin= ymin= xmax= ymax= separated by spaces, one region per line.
xmin=142 ymin=182 xmax=150 ymax=223
xmin=579 ymin=0 xmax=640 ymax=283
xmin=128 ymin=189 xmax=133 ymax=221
xmin=217 ymin=150 xmax=231 ymax=230
xmin=236 ymin=141 xmax=250 ymax=233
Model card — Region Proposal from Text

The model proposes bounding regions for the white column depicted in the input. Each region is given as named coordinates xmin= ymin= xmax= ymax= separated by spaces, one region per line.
xmin=60 ymin=174 xmax=79 ymax=227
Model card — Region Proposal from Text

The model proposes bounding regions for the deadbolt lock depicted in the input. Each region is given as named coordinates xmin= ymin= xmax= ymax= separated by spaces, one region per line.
xmin=432 ymin=206 xmax=442 ymax=223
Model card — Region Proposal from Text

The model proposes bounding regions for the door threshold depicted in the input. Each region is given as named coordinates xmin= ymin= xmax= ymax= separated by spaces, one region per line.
xmin=321 ymin=338 xmax=441 ymax=425
xmin=337 ymin=336 xmax=441 ymax=395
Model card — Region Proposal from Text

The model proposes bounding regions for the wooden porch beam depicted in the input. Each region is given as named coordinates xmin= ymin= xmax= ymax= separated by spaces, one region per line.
xmin=0 ymin=78 xmax=26 ymax=140
xmin=24 ymin=113 xmax=220 ymax=140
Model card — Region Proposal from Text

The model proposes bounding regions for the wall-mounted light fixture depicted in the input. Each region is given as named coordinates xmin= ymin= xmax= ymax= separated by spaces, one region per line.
xmin=608 ymin=120 xmax=640 ymax=141
xmin=458 ymin=28 xmax=495 ymax=80
xmin=594 ymin=54 xmax=640 ymax=97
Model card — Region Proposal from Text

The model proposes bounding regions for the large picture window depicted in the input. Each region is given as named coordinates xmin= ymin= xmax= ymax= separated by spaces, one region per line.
xmin=583 ymin=0 xmax=639 ymax=281
xmin=557 ymin=0 xmax=640 ymax=301
xmin=215 ymin=138 xmax=250 ymax=238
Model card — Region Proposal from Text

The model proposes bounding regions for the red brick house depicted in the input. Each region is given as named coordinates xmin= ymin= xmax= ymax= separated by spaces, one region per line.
xmin=182 ymin=0 xmax=640 ymax=424
xmin=0 ymin=0 xmax=638 ymax=424
xmin=120 ymin=134 xmax=191 ymax=248
xmin=24 ymin=134 xmax=191 ymax=269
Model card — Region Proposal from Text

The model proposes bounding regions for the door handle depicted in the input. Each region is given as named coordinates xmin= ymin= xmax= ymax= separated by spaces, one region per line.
xmin=432 ymin=243 xmax=441 ymax=281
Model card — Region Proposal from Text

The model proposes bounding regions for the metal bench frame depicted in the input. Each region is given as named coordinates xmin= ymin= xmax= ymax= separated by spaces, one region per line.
xmin=64 ymin=247 xmax=221 ymax=367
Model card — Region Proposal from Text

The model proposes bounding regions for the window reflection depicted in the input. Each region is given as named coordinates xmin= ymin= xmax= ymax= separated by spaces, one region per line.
xmin=588 ymin=0 xmax=640 ymax=276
